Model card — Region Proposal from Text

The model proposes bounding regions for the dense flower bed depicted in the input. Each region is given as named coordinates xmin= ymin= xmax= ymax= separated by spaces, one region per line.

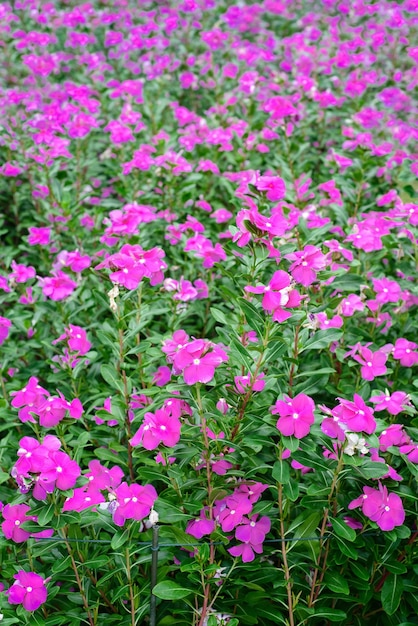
xmin=0 ymin=0 xmax=417 ymax=624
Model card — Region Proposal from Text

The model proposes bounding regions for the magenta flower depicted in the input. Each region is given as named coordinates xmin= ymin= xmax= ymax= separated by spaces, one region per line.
xmin=271 ymin=393 xmax=315 ymax=439
xmin=245 ymin=270 xmax=301 ymax=322
xmin=40 ymin=271 xmax=78 ymax=301
xmin=130 ymin=409 xmax=181 ymax=450
xmin=186 ymin=510 xmax=215 ymax=539
xmin=255 ymin=175 xmax=286 ymax=201
xmin=113 ymin=482 xmax=158 ymax=527
xmin=353 ymin=347 xmax=387 ymax=381
xmin=332 ymin=394 xmax=376 ymax=434
xmin=9 ymin=261 xmax=36 ymax=283
xmin=54 ymin=324 xmax=91 ymax=355
xmin=152 ymin=366 xmax=172 ymax=387
xmin=370 ymin=391 xmax=409 ymax=415
xmin=285 ymin=245 xmax=327 ymax=286
xmin=348 ymin=484 xmax=405 ymax=531
xmin=27 ymin=227 xmax=51 ymax=246
xmin=393 ymin=338 xmax=418 ymax=367
xmin=8 ymin=571 xmax=48 ymax=611
xmin=235 ymin=515 xmax=271 ymax=546
xmin=0 ymin=316 xmax=12 ymax=345
xmin=234 ymin=372 xmax=265 ymax=394
xmin=2 ymin=504 xmax=32 ymax=543
xmin=173 ymin=339 xmax=228 ymax=385
xmin=215 ymin=494 xmax=253 ymax=532
xmin=373 ymin=277 xmax=401 ymax=304
xmin=379 ymin=424 xmax=410 ymax=452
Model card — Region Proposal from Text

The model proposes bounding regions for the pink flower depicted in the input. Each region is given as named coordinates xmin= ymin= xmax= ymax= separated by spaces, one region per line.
xmin=216 ymin=494 xmax=253 ymax=532
xmin=234 ymin=372 xmax=265 ymax=394
xmin=271 ymin=393 xmax=315 ymax=439
xmin=0 ymin=316 xmax=12 ymax=345
xmin=186 ymin=510 xmax=215 ymax=539
xmin=339 ymin=294 xmax=365 ymax=317
xmin=373 ymin=277 xmax=401 ymax=304
xmin=285 ymin=245 xmax=327 ymax=286
xmin=56 ymin=324 xmax=91 ymax=355
xmin=393 ymin=338 xmax=418 ymax=367
xmin=255 ymin=176 xmax=286 ymax=201
xmin=2 ymin=504 xmax=54 ymax=543
xmin=9 ymin=261 xmax=36 ymax=283
xmin=152 ymin=366 xmax=171 ymax=387
xmin=228 ymin=515 xmax=271 ymax=563
xmin=113 ymin=482 xmax=158 ymax=526
xmin=332 ymin=394 xmax=376 ymax=434
xmin=173 ymin=339 xmax=228 ymax=385
xmin=8 ymin=571 xmax=48 ymax=611
xmin=245 ymin=270 xmax=301 ymax=322
xmin=40 ymin=271 xmax=78 ymax=301
xmin=130 ymin=409 xmax=181 ymax=450
xmin=379 ymin=424 xmax=410 ymax=451
xmin=348 ymin=484 xmax=405 ymax=531
xmin=353 ymin=347 xmax=387 ymax=381
xmin=27 ymin=227 xmax=51 ymax=246
xmin=370 ymin=391 xmax=409 ymax=415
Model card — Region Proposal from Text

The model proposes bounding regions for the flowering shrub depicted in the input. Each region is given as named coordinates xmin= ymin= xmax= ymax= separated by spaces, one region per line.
xmin=0 ymin=1 xmax=417 ymax=625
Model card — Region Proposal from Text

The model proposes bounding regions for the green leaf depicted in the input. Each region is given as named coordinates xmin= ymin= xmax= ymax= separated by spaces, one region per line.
xmin=358 ymin=461 xmax=389 ymax=479
xmin=330 ymin=516 xmax=357 ymax=542
xmin=100 ymin=364 xmax=124 ymax=392
xmin=283 ymin=480 xmax=299 ymax=502
xmin=300 ymin=329 xmax=342 ymax=352
xmin=238 ymin=297 xmax=265 ymax=337
xmin=312 ymin=608 xmax=347 ymax=621
xmin=381 ymin=574 xmax=403 ymax=616
xmin=272 ymin=460 xmax=290 ymax=484
xmin=291 ymin=451 xmax=335 ymax=473
xmin=111 ymin=528 xmax=130 ymax=550
xmin=152 ymin=580 xmax=192 ymax=600
xmin=210 ymin=307 xmax=228 ymax=325
xmin=37 ymin=502 xmax=55 ymax=527
xmin=324 ymin=573 xmax=349 ymax=595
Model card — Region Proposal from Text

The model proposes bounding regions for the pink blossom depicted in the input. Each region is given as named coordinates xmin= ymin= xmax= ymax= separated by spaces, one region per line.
xmin=0 ymin=316 xmax=12 ymax=345
xmin=130 ymin=409 xmax=181 ymax=450
xmin=255 ymin=176 xmax=286 ymax=201
xmin=245 ymin=270 xmax=301 ymax=322
xmin=353 ymin=347 xmax=387 ymax=381
xmin=234 ymin=372 xmax=265 ymax=394
xmin=316 ymin=313 xmax=343 ymax=330
xmin=285 ymin=245 xmax=327 ymax=286
xmin=271 ymin=393 xmax=315 ymax=439
xmin=379 ymin=424 xmax=410 ymax=452
xmin=54 ymin=324 xmax=91 ymax=355
xmin=332 ymin=394 xmax=376 ymax=434
xmin=373 ymin=277 xmax=402 ymax=304
xmin=27 ymin=227 xmax=51 ymax=246
xmin=339 ymin=294 xmax=365 ymax=316
xmin=215 ymin=494 xmax=253 ymax=532
xmin=113 ymin=482 xmax=158 ymax=526
xmin=40 ymin=271 xmax=78 ymax=301
xmin=173 ymin=339 xmax=228 ymax=385
xmin=8 ymin=571 xmax=48 ymax=611
xmin=9 ymin=261 xmax=36 ymax=283
xmin=186 ymin=510 xmax=215 ymax=539
xmin=152 ymin=366 xmax=172 ymax=387
xmin=348 ymin=484 xmax=405 ymax=531
xmin=2 ymin=504 xmax=53 ymax=543
xmin=370 ymin=391 xmax=409 ymax=415
xmin=393 ymin=338 xmax=418 ymax=367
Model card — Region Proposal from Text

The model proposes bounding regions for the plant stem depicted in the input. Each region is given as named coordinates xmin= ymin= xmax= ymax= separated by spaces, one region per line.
xmin=61 ymin=526 xmax=95 ymax=626
xmin=278 ymin=482 xmax=295 ymax=626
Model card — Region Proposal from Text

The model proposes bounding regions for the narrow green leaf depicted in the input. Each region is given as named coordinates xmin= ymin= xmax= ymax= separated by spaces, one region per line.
xmin=381 ymin=574 xmax=403 ymax=615
xmin=111 ymin=528 xmax=130 ymax=550
xmin=300 ymin=329 xmax=342 ymax=352
xmin=272 ymin=460 xmax=290 ymax=484
xmin=152 ymin=580 xmax=192 ymax=600
xmin=210 ymin=307 xmax=228 ymax=325
xmin=291 ymin=451 xmax=335 ymax=473
xmin=101 ymin=364 xmax=124 ymax=392
xmin=330 ymin=516 xmax=357 ymax=542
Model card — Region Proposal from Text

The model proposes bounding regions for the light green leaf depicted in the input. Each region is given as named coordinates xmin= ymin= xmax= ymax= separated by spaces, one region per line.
xmin=152 ymin=580 xmax=192 ymax=600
